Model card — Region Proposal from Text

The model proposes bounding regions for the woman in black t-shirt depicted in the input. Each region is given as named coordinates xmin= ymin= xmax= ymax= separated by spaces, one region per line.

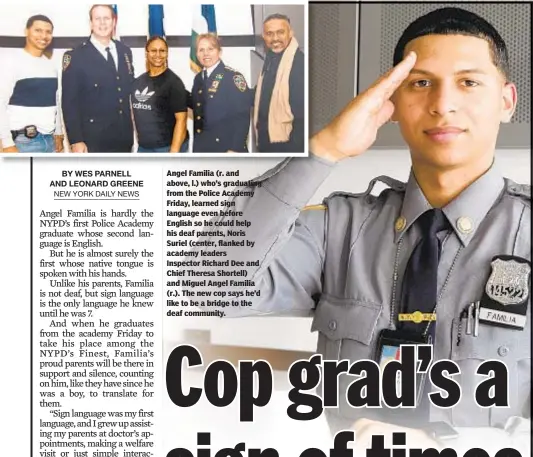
xmin=132 ymin=36 xmax=189 ymax=152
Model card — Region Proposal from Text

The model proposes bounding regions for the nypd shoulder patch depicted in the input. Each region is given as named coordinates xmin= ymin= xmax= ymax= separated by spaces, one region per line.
xmin=233 ymin=74 xmax=247 ymax=92
xmin=62 ymin=53 xmax=72 ymax=71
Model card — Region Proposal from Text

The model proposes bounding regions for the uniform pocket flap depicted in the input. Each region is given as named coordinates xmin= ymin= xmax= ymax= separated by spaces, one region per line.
xmin=311 ymin=297 xmax=382 ymax=345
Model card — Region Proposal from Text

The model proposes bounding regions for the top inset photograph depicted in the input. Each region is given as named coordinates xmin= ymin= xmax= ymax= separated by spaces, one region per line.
xmin=0 ymin=3 xmax=306 ymax=155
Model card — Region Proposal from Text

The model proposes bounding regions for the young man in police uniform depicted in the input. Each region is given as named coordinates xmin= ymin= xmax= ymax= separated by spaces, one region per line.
xmin=198 ymin=7 xmax=530 ymax=453
xmin=61 ymin=4 xmax=134 ymax=153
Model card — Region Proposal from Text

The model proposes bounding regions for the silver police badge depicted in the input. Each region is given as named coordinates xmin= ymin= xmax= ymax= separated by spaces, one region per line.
xmin=485 ymin=258 xmax=531 ymax=305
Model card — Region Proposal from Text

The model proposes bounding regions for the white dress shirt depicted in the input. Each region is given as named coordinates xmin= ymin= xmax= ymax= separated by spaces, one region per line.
xmin=90 ymin=35 xmax=118 ymax=71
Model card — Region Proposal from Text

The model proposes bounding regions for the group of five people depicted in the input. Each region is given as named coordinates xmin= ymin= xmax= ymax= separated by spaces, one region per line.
xmin=0 ymin=5 xmax=305 ymax=153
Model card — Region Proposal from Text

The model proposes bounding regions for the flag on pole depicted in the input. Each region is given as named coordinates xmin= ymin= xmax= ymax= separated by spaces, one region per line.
xmin=190 ymin=5 xmax=217 ymax=73
xmin=112 ymin=4 xmax=119 ymax=39
xmin=148 ymin=5 xmax=165 ymax=37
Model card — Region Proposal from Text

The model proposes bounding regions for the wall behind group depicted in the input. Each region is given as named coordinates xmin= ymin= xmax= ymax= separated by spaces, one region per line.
xmin=0 ymin=3 xmax=255 ymax=93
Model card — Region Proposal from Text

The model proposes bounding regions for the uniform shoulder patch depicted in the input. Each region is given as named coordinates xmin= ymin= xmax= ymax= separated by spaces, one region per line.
xmin=302 ymin=204 xmax=326 ymax=211
xmin=233 ymin=74 xmax=248 ymax=92
xmin=506 ymin=180 xmax=531 ymax=200
xmin=62 ymin=52 xmax=72 ymax=71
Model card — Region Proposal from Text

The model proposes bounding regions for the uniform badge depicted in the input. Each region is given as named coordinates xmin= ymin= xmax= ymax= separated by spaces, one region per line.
xmin=233 ymin=74 xmax=247 ymax=92
xmin=477 ymin=255 xmax=530 ymax=330
xmin=25 ymin=125 xmax=38 ymax=138
xmin=215 ymin=73 xmax=224 ymax=80
xmin=208 ymin=80 xmax=219 ymax=93
xmin=485 ymin=256 xmax=530 ymax=306
xmin=124 ymin=53 xmax=133 ymax=75
xmin=62 ymin=53 xmax=72 ymax=71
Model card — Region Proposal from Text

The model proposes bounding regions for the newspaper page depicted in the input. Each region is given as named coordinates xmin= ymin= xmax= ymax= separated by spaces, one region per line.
xmin=1 ymin=2 xmax=531 ymax=457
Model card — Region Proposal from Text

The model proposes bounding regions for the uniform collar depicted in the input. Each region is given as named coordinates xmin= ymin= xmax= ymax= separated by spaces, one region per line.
xmin=394 ymin=163 xmax=504 ymax=247
xmin=90 ymin=35 xmax=116 ymax=53
xmin=204 ymin=60 xmax=223 ymax=78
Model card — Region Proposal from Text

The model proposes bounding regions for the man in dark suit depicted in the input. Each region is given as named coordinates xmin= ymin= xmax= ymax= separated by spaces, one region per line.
xmin=254 ymin=13 xmax=305 ymax=153
xmin=62 ymin=4 xmax=134 ymax=153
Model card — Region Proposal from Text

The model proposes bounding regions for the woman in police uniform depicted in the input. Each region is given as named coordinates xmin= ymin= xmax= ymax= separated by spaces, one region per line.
xmin=191 ymin=34 xmax=252 ymax=153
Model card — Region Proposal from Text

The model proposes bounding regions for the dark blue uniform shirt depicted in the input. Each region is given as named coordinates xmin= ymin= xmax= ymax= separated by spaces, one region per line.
xmin=61 ymin=39 xmax=134 ymax=152
xmin=190 ymin=61 xmax=252 ymax=153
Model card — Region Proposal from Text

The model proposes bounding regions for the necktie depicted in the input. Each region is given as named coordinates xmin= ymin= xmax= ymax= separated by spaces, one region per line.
xmin=203 ymin=70 xmax=208 ymax=86
xmin=395 ymin=208 xmax=450 ymax=426
xmin=400 ymin=208 xmax=450 ymax=335
xmin=105 ymin=46 xmax=116 ymax=72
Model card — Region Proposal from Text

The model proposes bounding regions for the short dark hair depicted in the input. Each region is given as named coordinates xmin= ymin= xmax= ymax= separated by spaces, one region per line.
xmin=393 ymin=7 xmax=510 ymax=80
xmin=26 ymin=15 xmax=54 ymax=30
xmin=89 ymin=4 xmax=116 ymax=21
xmin=264 ymin=13 xmax=290 ymax=25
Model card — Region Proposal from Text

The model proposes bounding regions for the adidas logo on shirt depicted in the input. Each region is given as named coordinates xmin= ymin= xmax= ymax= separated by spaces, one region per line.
xmin=135 ymin=87 xmax=155 ymax=102
xmin=133 ymin=87 xmax=155 ymax=110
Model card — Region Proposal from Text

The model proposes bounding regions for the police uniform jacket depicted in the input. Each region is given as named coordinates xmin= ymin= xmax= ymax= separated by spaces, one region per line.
xmin=197 ymin=154 xmax=531 ymax=451
xmin=61 ymin=39 xmax=135 ymax=152
xmin=191 ymin=61 xmax=252 ymax=152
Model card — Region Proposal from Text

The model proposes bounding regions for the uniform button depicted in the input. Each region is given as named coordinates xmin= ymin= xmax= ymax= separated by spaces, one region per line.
xmin=216 ymin=138 xmax=220 ymax=142
xmin=395 ymin=216 xmax=406 ymax=232
xmin=457 ymin=216 xmax=474 ymax=234
xmin=119 ymin=98 xmax=123 ymax=103
xmin=196 ymin=129 xmax=201 ymax=133
xmin=198 ymin=89 xmax=202 ymax=94
xmin=328 ymin=320 xmax=337 ymax=331
xmin=196 ymin=116 xmax=201 ymax=120
xmin=210 ymin=95 xmax=214 ymax=98
xmin=118 ymin=87 xmax=122 ymax=92
xmin=498 ymin=346 xmax=509 ymax=357
xmin=197 ymin=103 xmax=201 ymax=107
xmin=94 ymin=83 xmax=98 ymax=87
xmin=119 ymin=110 xmax=123 ymax=114
xmin=89 ymin=119 xmax=94 ymax=123
xmin=116 ymin=76 xmax=120 ymax=80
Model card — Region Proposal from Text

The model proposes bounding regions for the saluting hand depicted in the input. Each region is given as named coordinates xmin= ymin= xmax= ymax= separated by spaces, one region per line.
xmin=310 ymin=52 xmax=417 ymax=162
